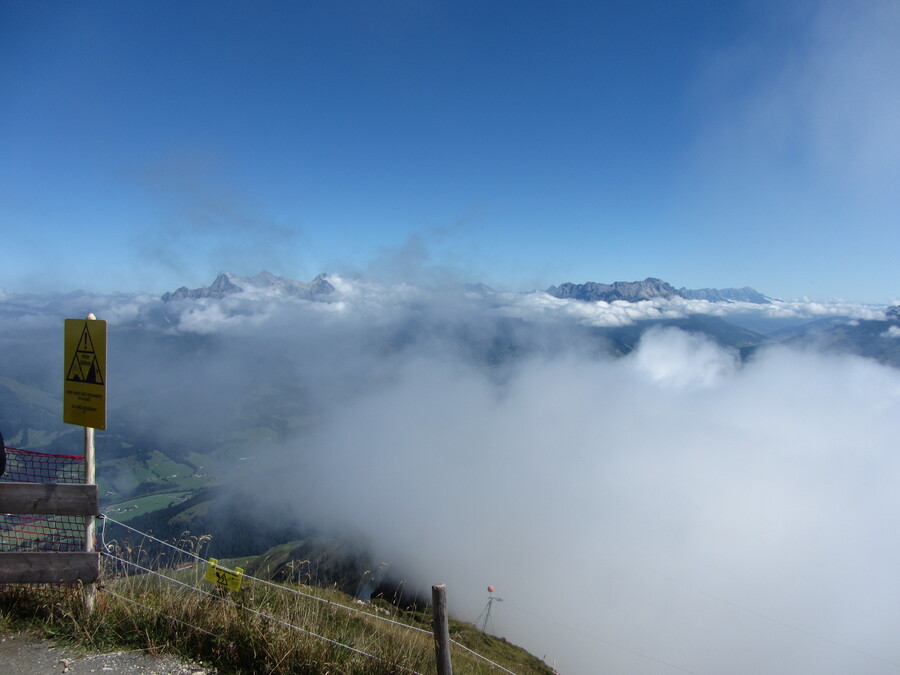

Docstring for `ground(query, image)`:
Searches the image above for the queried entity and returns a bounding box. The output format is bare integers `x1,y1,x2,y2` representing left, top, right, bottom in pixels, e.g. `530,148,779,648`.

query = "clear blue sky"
2,1,898,301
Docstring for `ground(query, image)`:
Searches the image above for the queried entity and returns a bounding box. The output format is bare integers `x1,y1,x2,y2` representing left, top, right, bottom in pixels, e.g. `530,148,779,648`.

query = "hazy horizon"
1,265,897,310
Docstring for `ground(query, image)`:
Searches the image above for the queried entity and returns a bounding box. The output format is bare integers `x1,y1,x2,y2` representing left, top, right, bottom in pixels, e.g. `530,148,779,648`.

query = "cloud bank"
275,329,900,675
2,280,898,674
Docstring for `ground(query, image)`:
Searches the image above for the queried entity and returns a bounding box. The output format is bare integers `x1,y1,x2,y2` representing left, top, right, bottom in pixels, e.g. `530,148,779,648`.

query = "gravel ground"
0,630,215,674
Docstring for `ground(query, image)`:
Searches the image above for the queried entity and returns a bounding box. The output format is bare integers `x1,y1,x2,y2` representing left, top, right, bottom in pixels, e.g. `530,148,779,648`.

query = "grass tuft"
1,538,555,675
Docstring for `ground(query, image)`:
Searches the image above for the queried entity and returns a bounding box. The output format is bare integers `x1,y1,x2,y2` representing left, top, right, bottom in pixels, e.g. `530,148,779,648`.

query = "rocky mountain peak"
161,273,243,302
546,277,681,302
546,278,771,304
309,273,335,296
161,272,335,302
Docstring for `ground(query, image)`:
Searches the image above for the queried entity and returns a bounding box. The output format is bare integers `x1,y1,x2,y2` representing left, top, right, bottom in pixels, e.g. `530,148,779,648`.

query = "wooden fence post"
83,424,96,613
432,584,453,675
83,312,98,614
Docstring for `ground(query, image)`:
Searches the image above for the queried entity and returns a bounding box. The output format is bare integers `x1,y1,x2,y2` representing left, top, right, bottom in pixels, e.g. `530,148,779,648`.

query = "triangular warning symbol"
84,356,103,385
66,355,85,382
66,323,104,385
77,325,95,353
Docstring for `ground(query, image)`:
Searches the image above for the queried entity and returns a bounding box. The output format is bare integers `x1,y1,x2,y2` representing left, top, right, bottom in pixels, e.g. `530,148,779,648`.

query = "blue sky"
2,0,898,301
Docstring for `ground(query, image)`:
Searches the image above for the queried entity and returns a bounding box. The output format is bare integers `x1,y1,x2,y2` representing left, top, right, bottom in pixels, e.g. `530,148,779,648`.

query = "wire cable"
101,516,519,672
102,551,423,675
101,516,432,635
101,588,222,641
448,637,518,675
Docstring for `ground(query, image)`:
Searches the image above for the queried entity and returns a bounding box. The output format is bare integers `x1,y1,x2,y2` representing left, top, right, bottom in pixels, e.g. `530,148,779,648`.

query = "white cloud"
631,326,739,388
0,279,889,341
1,278,899,674
269,335,900,675
498,291,886,329
691,1,900,194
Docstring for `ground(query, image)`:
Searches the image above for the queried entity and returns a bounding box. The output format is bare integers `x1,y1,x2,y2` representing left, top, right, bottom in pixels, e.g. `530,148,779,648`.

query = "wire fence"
102,546,419,673
99,515,517,674
0,445,519,673
0,445,85,483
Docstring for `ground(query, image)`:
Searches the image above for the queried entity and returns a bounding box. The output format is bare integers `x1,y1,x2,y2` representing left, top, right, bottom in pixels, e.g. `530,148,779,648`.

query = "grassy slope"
0,546,555,675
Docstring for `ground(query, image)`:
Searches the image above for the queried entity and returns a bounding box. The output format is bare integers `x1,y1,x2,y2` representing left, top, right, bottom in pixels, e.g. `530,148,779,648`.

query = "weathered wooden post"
432,584,453,675
63,312,106,613
83,423,96,612
82,313,98,613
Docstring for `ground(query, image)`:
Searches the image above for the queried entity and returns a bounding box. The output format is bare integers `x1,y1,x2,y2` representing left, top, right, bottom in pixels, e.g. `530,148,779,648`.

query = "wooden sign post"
63,313,106,612
0,313,105,611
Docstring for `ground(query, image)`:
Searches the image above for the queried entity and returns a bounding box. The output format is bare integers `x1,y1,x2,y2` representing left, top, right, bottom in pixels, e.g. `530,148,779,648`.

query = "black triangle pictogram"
84,356,103,385
66,323,104,385
66,355,85,382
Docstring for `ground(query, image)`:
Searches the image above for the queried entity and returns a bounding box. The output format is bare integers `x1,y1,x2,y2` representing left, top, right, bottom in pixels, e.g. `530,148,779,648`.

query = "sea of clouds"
1,279,899,674
288,334,900,675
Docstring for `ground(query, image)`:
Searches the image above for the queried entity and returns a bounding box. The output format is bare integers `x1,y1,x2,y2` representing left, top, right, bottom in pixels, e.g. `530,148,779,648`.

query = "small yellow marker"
204,558,244,592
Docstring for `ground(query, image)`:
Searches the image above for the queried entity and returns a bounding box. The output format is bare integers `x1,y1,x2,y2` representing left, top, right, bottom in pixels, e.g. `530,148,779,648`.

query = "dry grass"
0,537,555,674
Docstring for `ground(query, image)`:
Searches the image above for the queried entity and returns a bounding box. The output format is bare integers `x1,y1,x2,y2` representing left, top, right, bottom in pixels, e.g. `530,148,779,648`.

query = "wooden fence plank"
0,483,99,516
0,552,100,584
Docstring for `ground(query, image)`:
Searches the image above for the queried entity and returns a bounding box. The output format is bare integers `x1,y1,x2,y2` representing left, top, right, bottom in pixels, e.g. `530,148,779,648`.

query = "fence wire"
100,515,516,674
0,444,517,673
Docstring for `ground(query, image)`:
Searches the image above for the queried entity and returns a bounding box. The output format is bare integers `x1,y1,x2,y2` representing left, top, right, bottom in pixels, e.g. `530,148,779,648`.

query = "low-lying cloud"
1,281,898,674
278,330,900,675
500,290,889,328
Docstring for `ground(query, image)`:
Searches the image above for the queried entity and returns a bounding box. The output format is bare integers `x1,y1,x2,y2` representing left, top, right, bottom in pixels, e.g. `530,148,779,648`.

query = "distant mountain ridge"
162,271,335,302
162,272,772,306
546,277,771,303
547,277,681,302
679,286,771,304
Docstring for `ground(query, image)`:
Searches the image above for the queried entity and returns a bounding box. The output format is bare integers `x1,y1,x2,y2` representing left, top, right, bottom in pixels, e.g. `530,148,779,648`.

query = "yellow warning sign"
63,318,107,429
205,558,244,592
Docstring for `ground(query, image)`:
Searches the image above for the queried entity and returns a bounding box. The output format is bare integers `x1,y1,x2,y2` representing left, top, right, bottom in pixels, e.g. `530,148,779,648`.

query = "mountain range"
161,271,336,302
153,273,900,364
161,272,776,306
545,277,772,303
132,271,900,372
1,271,897,471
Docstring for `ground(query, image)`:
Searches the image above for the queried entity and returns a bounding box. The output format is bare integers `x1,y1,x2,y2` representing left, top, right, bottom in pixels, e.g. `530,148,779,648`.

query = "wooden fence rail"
0,482,100,586
0,482,98,516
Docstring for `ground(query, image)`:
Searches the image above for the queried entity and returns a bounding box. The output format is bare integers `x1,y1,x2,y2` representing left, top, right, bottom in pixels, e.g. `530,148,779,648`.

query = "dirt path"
0,630,215,674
